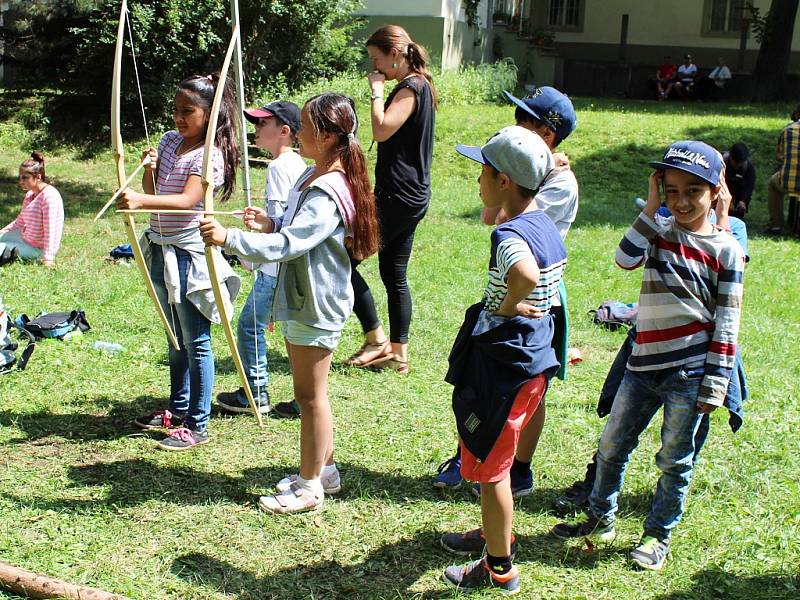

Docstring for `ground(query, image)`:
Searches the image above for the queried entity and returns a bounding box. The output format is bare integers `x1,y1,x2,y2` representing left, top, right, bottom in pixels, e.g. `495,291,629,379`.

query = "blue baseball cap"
455,125,553,191
503,87,577,145
649,140,723,186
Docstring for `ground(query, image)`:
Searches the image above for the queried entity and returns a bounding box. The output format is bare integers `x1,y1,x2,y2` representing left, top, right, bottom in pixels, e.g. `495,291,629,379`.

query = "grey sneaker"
551,513,616,543
276,467,341,495
630,535,669,570
216,387,271,415
442,557,520,595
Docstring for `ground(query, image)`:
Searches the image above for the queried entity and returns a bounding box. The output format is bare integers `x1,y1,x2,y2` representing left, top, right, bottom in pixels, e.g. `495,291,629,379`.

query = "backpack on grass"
589,300,638,331
15,310,91,340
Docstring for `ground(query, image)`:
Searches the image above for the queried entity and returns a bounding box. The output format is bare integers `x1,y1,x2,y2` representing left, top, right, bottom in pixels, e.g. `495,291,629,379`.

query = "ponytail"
20,152,46,180
305,93,379,260
176,74,240,202
406,42,438,108
366,25,438,109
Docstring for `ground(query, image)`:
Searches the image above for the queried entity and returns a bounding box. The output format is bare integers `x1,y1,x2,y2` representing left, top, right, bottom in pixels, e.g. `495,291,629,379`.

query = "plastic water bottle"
93,340,125,354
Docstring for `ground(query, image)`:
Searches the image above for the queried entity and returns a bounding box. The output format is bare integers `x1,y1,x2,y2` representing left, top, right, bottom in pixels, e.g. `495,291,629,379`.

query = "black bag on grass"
15,310,91,340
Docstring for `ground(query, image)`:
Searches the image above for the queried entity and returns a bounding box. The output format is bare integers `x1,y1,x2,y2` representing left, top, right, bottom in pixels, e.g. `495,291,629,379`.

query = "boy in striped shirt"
552,141,744,570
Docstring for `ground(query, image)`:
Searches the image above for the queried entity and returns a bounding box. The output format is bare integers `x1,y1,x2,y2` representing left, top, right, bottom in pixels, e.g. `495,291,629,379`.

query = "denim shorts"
281,320,341,352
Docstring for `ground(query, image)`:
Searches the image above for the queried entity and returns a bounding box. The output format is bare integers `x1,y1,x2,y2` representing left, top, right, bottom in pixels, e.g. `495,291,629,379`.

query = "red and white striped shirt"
616,212,745,406
1,185,64,262
149,130,223,235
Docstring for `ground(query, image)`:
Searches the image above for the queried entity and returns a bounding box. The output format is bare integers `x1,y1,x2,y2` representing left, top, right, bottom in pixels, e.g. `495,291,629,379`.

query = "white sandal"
277,469,341,495
258,481,323,515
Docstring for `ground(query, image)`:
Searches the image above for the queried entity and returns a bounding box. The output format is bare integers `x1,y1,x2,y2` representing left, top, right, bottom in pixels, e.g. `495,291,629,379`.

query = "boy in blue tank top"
439,126,567,595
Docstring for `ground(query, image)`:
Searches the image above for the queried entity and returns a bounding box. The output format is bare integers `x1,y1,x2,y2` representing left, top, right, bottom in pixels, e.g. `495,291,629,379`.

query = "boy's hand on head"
696,401,718,414
644,170,664,217
714,167,732,229
199,218,227,247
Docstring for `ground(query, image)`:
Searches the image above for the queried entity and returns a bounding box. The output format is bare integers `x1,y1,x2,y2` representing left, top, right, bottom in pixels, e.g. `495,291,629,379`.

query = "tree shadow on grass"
0,174,108,225
0,395,166,443
1,461,449,512
171,534,454,600
214,349,292,377
653,567,799,600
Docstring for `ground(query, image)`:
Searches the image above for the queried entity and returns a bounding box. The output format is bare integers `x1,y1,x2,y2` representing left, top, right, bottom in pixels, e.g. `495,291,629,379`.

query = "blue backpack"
15,310,91,340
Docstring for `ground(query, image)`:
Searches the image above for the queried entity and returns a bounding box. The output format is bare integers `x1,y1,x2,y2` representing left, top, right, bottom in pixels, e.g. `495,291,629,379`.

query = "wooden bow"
111,0,180,350
201,25,263,427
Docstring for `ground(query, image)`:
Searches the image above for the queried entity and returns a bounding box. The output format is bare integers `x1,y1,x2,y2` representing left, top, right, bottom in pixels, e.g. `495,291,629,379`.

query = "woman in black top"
345,25,436,374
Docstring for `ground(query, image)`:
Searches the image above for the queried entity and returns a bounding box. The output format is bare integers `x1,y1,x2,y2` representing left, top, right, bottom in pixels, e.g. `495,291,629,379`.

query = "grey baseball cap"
455,126,553,191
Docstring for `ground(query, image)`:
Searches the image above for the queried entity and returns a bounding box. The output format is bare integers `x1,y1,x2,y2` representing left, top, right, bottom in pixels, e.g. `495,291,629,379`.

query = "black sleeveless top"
374,75,435,210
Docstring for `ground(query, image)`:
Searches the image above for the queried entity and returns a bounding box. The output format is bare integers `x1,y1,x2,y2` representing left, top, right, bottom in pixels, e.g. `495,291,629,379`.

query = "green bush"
258,59,519,108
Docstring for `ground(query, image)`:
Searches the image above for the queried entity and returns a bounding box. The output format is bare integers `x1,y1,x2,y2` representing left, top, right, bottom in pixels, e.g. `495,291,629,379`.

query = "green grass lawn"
0,96,798,599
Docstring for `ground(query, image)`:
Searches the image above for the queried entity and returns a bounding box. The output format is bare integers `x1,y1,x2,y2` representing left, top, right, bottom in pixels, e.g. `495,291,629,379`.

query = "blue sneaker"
433,455,462,489
216,387,271,415
471,468,534,498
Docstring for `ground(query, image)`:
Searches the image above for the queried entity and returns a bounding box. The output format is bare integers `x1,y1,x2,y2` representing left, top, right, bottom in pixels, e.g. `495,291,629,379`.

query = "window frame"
545,0,585,33
701,0,749,39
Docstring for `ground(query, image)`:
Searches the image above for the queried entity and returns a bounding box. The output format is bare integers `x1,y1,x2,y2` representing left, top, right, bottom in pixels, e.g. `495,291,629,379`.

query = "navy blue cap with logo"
503,87,577,145
649,140,723,186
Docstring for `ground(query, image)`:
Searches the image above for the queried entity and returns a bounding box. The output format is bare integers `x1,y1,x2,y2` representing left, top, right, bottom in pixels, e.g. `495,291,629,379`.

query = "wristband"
371,94,382,101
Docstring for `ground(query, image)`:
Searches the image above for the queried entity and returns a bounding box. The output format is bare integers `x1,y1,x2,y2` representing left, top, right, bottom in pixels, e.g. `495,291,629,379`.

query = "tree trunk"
751,0,800,101
0,561,130,600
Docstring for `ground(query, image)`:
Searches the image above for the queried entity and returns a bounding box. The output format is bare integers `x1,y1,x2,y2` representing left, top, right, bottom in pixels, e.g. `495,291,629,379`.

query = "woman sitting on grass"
0,152,64,267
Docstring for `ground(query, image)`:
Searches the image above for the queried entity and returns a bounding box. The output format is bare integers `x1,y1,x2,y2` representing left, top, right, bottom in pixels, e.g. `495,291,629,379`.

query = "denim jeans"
236,270,276,396
150,245,213,432
589,367,704,541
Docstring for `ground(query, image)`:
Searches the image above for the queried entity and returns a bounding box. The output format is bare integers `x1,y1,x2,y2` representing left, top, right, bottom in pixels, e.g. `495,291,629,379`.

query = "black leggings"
351,198,425,344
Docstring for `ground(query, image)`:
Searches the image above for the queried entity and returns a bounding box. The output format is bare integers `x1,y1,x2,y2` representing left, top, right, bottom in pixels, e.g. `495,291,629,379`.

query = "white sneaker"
276,468,341,495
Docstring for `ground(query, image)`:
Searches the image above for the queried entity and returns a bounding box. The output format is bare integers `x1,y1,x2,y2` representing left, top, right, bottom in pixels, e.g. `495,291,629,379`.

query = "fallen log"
0,561,130,600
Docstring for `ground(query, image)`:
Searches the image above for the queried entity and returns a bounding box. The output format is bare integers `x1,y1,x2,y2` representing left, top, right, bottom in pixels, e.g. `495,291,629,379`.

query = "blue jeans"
150,245,213,432
589,367,704,541
0,230,44,261
237,270,276,396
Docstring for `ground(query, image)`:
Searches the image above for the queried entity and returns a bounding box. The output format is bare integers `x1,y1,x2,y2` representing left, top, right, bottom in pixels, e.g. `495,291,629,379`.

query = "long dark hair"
177,74,239,202
20,152,46,181
366,24,438,108
304,93,379,260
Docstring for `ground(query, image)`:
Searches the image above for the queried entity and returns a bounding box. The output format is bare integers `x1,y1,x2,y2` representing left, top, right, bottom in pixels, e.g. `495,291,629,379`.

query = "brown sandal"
343,339,391,367
367,355,410,375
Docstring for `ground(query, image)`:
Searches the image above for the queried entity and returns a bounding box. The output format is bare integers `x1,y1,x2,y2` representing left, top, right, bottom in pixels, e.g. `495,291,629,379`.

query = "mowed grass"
0,96,798,599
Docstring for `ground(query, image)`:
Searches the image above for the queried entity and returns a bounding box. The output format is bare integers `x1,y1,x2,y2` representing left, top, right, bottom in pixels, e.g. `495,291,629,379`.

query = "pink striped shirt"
149,130,224,235
1,185,64,262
